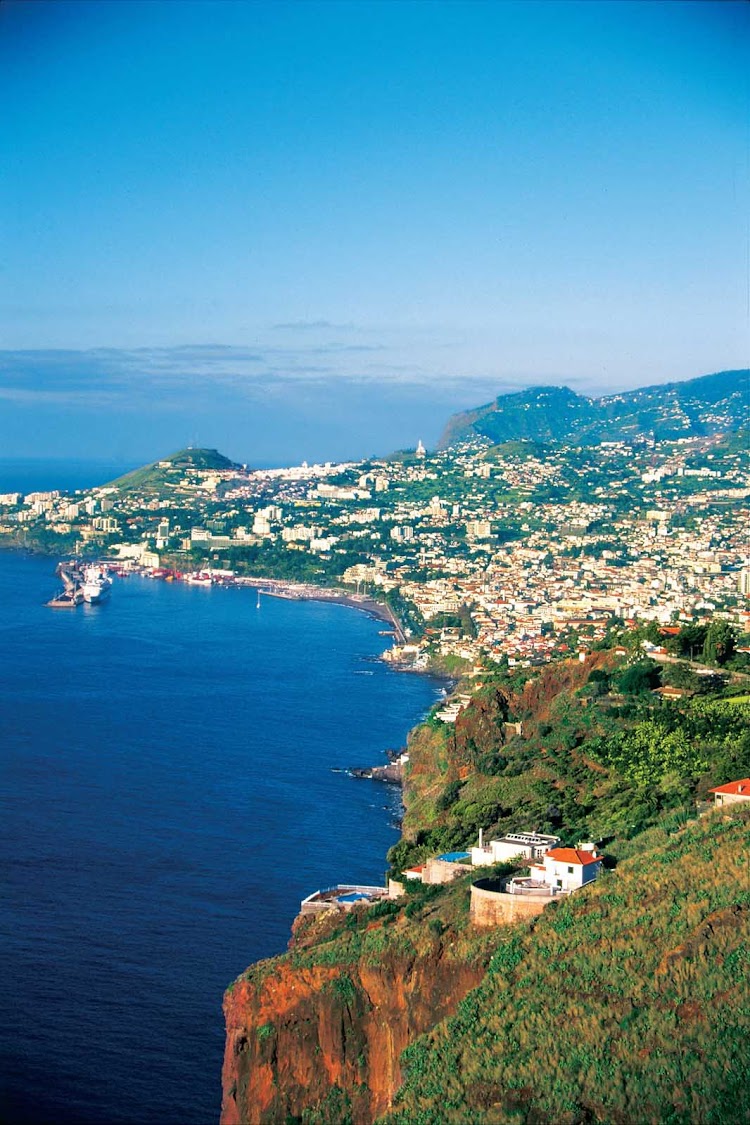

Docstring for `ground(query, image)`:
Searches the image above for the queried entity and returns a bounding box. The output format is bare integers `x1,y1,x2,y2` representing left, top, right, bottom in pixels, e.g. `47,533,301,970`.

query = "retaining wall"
470,880,551,927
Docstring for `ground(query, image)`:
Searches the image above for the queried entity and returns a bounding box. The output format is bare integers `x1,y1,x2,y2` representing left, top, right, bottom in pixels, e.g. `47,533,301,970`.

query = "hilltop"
438,368,750,448
107,447,241,494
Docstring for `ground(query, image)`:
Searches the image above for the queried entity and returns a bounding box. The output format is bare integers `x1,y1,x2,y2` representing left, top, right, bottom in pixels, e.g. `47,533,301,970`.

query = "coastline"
1,538,411,648
239,577,406,643
2,548,440,1125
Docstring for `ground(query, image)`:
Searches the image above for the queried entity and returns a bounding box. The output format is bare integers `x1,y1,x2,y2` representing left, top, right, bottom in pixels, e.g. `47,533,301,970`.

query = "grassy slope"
224,651,750,1124
389,656,750,875
385,804,750,1125
108,447,237,493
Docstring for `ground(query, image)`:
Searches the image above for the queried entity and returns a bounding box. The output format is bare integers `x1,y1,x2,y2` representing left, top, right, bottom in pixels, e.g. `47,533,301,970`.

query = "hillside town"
1,430,748,672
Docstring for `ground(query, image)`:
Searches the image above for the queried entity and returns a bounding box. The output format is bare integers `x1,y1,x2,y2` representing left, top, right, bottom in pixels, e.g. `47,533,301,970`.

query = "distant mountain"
108,447,241,493
438,369,750,449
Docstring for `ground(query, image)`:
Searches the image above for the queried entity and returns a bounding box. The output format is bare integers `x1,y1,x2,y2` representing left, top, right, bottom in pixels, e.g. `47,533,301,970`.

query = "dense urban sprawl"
2,431,748,671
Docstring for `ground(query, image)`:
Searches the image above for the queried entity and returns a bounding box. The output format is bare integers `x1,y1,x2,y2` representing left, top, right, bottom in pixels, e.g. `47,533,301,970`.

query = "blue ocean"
0,459,136,496
0,490,440,1123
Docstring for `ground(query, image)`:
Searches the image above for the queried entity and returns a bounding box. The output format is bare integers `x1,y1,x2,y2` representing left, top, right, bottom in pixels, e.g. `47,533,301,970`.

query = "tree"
617,659,660,695
702,621,736,667
674,623,707,659
661,662,700,692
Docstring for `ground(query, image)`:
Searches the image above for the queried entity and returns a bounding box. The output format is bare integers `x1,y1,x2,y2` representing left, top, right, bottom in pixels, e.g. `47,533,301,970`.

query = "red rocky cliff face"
221,944,485,1124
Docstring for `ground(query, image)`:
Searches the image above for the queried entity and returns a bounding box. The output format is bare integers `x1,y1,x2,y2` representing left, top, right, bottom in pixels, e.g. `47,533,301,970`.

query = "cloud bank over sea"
0,342,583,465
0,342,737,466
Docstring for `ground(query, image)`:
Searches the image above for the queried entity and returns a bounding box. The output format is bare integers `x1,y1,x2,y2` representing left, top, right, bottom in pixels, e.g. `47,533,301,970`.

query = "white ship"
185,571,213,585
81,564,113,604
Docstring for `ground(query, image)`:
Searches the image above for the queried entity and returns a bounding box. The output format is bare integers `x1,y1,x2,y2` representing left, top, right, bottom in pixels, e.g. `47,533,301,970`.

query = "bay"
0,551,440,1124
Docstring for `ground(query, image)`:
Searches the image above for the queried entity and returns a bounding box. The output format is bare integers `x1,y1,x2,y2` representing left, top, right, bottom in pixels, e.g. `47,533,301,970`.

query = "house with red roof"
529,844,603,893
708,779,750,808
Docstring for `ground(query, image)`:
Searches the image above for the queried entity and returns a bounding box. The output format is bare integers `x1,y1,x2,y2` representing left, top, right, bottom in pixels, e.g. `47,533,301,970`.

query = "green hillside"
221,634,750,1125
107,447,240,494
386,803,750,1125
387,651,750,878
439,369,750,449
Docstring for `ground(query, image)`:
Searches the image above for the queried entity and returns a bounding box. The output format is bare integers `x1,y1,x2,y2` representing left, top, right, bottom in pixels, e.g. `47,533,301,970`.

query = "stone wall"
423,858,473,885
470,880,550,927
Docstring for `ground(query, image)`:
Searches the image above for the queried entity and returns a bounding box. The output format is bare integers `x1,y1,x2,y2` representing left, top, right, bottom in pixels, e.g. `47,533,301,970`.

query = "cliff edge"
221,651,750,1124
221,895,492,1124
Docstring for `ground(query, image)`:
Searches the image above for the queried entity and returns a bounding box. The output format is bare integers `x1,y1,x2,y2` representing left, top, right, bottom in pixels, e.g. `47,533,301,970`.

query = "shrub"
436,779,463,811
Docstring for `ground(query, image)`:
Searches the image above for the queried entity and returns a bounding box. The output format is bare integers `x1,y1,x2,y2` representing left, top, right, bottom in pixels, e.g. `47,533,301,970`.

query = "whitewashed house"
709,778,750,808
528,845,602,893
471,830,560,867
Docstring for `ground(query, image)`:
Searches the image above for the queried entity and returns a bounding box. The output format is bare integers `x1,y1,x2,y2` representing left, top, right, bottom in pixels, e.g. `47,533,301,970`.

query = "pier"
46,560,84,608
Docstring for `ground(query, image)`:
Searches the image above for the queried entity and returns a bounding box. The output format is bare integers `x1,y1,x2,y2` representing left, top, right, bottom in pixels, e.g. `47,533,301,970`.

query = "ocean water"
0,459,136,495
0,551,440,1124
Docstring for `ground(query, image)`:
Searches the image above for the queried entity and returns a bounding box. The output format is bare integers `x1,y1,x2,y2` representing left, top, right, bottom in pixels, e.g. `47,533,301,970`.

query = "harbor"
46,560,113,608
84,562,406,639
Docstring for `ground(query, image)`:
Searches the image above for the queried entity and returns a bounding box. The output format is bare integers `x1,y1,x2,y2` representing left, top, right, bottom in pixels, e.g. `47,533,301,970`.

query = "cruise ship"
81,564,113,604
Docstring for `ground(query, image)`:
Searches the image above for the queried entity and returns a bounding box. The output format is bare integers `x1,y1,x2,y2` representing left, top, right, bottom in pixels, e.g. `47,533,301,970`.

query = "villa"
526,845,603,892
471,842,603,927
471,830,560,866
709,778,750,808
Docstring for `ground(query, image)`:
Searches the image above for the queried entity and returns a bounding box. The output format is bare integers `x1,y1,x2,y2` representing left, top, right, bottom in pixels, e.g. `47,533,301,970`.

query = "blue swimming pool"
437,851,471,863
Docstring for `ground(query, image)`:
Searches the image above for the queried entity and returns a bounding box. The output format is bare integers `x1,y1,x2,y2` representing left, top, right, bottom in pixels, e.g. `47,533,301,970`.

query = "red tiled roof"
709,778,750,796
546,847,601,866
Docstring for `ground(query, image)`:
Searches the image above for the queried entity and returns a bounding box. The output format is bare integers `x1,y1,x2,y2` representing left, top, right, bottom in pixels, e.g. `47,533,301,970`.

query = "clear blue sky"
0,0,747,464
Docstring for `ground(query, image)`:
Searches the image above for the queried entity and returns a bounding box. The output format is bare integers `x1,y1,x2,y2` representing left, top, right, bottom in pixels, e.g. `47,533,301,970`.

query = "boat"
80,564,113,604
185,571,212,585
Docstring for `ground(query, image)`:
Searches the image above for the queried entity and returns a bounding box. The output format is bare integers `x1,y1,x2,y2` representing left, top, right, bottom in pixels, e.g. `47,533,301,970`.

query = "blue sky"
0,0,747,465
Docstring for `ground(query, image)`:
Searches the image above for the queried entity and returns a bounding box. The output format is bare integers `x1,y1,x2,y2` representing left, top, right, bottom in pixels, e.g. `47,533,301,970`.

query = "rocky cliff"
221,650,750,1124
221,904,491,1124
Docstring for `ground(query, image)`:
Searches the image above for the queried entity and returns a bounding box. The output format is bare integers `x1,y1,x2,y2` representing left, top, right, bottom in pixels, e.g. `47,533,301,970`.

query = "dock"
46,589,84,608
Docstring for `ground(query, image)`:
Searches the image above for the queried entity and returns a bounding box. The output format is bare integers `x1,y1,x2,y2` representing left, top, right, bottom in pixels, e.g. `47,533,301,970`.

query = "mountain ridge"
438,368,750,449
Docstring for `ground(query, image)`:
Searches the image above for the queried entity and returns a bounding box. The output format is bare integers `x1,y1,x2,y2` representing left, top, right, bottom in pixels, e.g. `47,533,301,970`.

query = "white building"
471,831,560,867
709,778,750,807
466,519,493,539
529,845,602,892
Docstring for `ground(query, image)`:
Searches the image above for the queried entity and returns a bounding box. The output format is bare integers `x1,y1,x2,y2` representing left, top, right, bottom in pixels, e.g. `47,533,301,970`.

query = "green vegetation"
301,1085,355,1125
226,629,750,1125
386,805,750,1125
439,369,749,448
390,647,750,874
108,447,239,494
483,439,548,461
